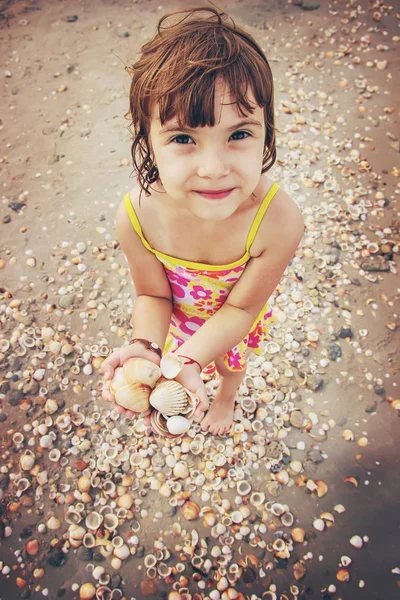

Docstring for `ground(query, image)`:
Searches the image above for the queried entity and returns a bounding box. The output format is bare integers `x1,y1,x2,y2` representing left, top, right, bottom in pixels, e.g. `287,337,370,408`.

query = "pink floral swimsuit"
124,183,280,375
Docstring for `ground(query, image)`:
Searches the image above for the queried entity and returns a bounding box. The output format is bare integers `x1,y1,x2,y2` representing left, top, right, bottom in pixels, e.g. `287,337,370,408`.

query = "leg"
201,355,247,435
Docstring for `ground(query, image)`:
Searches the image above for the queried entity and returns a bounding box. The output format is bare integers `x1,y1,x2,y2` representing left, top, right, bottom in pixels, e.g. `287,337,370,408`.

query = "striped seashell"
149,380,190,416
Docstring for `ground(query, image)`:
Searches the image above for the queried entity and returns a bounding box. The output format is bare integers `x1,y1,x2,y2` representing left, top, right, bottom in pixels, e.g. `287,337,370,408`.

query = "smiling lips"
195,188,234,200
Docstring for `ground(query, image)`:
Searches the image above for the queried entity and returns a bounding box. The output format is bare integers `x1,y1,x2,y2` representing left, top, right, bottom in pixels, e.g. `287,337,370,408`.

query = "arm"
177,192,304,367
101,192,173,414
115,193,173,349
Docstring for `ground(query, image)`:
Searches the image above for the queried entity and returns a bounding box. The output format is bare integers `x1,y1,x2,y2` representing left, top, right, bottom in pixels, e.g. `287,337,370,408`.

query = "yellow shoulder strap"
123,192,154,253
246,183,280,252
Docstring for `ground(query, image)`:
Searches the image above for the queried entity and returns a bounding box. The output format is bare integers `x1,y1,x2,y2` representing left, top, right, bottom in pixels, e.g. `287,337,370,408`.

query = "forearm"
177,303,258,368
131,295,172,348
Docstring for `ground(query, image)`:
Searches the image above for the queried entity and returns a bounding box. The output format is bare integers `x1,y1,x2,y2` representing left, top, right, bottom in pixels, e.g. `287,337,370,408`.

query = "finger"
101,353,121,378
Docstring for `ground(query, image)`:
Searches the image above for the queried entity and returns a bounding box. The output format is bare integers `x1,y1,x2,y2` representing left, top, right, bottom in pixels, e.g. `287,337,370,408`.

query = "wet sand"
0,1,399,599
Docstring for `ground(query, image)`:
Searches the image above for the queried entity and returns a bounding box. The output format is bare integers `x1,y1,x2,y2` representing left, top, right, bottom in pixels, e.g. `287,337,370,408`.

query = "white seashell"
39,434,52,449
173,461,190,479
20,450,35,471
48,448,61,462
160,353,183,379
236,480,251,496
350,535,363,548
281,512,294,527
103,513,118,531
250,492,265,507
265,341,280,354
313,518,325,531
85,512,103,531
150,380,190,416
166,415,191,435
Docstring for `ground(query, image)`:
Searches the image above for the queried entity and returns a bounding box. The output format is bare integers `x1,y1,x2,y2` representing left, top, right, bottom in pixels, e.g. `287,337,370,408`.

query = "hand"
100,343,161,420
175,364,209,419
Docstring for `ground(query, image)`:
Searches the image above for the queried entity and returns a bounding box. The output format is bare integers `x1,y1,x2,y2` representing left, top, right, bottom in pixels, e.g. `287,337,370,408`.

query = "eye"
230,130,251,141
171,134,194,144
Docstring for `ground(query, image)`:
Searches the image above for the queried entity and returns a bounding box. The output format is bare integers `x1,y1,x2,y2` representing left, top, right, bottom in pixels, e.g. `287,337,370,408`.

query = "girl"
101,7,304,435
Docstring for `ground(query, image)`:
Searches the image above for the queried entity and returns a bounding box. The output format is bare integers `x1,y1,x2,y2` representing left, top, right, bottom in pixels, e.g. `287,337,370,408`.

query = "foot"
201,384,236,435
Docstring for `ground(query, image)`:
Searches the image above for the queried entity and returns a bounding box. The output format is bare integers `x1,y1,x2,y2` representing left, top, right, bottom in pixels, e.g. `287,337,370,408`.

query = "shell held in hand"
111,367,151,412
160,353,183,379
166,414,191,435
122,357,161,388
149,380,190,416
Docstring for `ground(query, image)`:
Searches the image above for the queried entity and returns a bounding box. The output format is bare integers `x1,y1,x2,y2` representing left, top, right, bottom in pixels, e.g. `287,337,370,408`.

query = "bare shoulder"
115,186,171,298
254,178,304,254
115,185,144,246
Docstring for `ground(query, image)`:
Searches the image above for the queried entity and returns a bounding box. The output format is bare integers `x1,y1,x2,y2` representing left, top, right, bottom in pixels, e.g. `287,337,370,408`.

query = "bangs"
157,60,270,129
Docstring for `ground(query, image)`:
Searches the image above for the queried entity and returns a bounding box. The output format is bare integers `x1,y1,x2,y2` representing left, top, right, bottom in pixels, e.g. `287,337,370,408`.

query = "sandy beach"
0,1,399,599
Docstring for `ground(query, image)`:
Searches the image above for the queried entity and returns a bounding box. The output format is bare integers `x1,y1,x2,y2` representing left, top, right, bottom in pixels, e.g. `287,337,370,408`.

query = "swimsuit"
124,183,280,375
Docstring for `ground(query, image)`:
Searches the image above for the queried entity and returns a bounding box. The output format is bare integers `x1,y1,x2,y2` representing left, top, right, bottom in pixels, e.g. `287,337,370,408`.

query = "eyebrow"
159,118,263,135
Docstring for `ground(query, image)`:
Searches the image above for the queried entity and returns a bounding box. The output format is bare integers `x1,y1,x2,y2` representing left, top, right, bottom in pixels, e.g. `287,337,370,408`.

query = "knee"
215,357,243,378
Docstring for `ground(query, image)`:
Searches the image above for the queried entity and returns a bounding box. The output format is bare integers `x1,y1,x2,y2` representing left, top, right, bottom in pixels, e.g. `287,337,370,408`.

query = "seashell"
342,429,355,441
240,397,257,413
113,379,151,413
95,587,112,600
20,450,35,471
291,527,305,543
160,352,183,379
78,476,91,493
122,357,161,388
341,555,352,567
236,480,251,496
275,469,289,485
39,434,52,449
315,480,328,497
350,535,363,548
189,440,203,455
83,533,96,548
144,554,157,568
149,411,171,436
313,518,325,531
336,568,351,583
16,478,31,493
103,481,116,496
113,544,129,560
264,341,280,354
71,411,85,426
281,512,294,527
79,582,97,600
173,461,190,479
0,339,10,352
181,500,200,521
250,492,265,507
66,510,83,525
150,380,190,416
69,524,86,541
103,513,118,531
13,432,24,446
47,516,61,530
271,503,285,516
85,512,103,531
48,448,61,462
166,414,191,435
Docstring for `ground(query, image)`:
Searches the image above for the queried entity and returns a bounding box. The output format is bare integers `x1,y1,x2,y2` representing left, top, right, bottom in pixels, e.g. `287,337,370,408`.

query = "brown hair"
126,6,276,195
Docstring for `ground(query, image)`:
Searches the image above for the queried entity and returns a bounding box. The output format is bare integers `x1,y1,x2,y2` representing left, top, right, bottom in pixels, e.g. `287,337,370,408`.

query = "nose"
197,148,230,179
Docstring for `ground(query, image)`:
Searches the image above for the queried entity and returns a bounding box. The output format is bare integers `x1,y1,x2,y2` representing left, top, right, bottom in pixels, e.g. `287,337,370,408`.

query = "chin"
192,204,239,221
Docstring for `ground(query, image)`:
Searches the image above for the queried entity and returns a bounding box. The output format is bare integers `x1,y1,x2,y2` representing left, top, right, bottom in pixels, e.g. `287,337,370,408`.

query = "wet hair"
126,6,276,196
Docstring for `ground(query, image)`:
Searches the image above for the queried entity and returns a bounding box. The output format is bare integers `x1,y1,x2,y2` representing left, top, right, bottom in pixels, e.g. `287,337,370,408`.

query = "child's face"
149,79,266,221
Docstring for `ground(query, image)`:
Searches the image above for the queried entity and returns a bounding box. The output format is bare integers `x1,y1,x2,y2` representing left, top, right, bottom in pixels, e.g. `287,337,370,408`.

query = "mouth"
194,189,234,200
